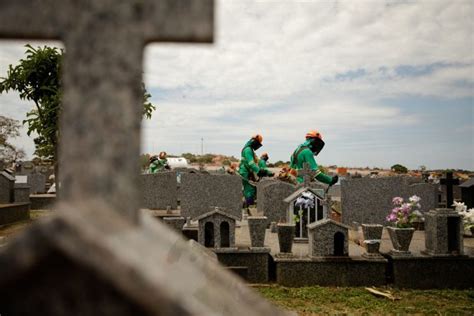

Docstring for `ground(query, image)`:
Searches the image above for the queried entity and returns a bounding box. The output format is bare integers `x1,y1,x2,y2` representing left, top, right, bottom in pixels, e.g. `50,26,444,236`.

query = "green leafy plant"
0,45,155,188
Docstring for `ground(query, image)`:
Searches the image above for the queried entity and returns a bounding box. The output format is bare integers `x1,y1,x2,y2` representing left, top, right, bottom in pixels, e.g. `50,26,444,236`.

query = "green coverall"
149,158,168,173
239,140,271,204
258,158,268,170
290,140,333,185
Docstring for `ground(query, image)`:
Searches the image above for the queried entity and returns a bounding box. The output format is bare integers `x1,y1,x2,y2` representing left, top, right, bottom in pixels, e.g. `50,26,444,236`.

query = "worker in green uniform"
239,135,273,206
290,130,338,186
258,152,270,170
149,151,170,173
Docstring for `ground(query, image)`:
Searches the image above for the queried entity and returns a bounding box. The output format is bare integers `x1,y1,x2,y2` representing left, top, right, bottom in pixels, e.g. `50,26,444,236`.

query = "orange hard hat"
252,134,263,143
305,130,323,140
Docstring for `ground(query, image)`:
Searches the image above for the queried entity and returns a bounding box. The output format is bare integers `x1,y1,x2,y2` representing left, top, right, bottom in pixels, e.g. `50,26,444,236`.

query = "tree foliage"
0,115,25,164
0,45,156,162
391,164,408,174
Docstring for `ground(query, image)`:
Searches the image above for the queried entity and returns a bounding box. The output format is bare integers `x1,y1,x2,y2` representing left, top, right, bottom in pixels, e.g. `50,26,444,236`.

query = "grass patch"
256,285,474,315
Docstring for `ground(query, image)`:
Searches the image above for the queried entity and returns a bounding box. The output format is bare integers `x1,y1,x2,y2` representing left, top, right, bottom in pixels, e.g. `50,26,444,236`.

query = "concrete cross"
440,171,460,208
0,0,213,224
298,162,317,188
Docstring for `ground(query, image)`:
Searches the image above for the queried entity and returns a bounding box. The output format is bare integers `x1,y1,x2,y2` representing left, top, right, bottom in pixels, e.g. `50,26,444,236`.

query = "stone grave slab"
180,173,242,220
27,173,46,194
341,177,437,226
0,204,289,315
0,171,15,204
13,183,30,203
258,180,296,224
140,172,178,210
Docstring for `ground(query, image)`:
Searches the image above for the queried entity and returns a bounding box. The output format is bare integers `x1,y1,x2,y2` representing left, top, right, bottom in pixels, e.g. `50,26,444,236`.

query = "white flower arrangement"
453,201,474,232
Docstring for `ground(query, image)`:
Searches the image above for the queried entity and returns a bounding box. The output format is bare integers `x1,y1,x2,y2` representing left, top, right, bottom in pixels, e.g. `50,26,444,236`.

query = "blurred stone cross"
440,171,459,209
298,163,317,188
0,0,213,224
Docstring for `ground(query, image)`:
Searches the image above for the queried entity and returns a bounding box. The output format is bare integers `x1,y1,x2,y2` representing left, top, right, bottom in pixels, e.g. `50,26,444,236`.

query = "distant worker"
290,130,338,186
149,151,170,173
258,152,270,170
239,135,273,207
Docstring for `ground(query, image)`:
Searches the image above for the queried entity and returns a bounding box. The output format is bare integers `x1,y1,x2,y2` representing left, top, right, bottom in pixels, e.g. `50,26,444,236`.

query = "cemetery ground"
256,285,474,315
1,209,473,315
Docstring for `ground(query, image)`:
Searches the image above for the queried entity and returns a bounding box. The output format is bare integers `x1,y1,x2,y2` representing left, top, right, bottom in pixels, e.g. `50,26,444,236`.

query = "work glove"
257,169,267,177
329,175,339,186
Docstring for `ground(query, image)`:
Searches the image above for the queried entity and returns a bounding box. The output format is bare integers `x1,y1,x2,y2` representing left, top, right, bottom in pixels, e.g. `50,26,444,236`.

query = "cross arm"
142,0,214,43
0,0,65,39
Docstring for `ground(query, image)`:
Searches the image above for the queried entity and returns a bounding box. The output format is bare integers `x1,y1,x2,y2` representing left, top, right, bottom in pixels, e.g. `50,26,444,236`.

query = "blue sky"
1,0,473,170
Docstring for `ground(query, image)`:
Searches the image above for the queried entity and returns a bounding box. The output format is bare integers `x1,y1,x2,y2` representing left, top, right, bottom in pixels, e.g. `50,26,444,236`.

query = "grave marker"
1,0,213,223
0,1,289,314
180,173,242,220
440,172,460,208
298,162,317,188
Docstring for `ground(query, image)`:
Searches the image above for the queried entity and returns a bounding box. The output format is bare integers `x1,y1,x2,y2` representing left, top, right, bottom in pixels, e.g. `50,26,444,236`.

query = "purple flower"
392,197,404,206
401,203,411,214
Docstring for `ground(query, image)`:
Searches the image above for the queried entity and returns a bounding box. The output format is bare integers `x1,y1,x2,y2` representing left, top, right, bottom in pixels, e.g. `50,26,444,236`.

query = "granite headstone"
341,177,437,226
257,180,295,224
140,172,178,210
27,173,46,194
180,173,242,220
424,208,464,256
0,171,15,204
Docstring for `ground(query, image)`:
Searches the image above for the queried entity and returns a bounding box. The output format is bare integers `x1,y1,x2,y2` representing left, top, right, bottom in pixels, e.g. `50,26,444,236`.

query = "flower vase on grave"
387,227,414,256
361,224,383,259
248,216,267,248
277,223,295,253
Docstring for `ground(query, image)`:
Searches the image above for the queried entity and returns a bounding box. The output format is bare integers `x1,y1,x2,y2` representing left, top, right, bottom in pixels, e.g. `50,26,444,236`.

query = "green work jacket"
290,140,332,184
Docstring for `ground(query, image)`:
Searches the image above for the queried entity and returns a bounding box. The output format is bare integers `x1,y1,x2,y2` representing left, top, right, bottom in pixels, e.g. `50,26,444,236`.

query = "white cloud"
0,1,473,169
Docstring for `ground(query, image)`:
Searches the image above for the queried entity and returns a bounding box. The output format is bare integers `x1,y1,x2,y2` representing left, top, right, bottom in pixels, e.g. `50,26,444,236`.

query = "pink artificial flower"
392,197,404,206
401,203,411,214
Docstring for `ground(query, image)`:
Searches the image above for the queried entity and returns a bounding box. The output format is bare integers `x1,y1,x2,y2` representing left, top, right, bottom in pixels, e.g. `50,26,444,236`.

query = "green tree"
391,164,408,174
0,45,155,183
0,115,25,164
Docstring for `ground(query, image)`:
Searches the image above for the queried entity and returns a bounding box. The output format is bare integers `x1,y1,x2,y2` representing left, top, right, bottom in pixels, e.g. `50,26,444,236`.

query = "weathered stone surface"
277,224,295,253
196,209,239,248
140,172,178,210
248,216,267,248
424,208,464,256
362,224,384,241
27,173,46,194
163,216,186,233
1,0,214,223
307,219,350,257
0,203,30,226
387,227,414,256
0,171,15,204
0,0,288,314
257,181,295,224
181,173,242,220
275,257,387,287
361,224,383,258
215,248,270,283
256,178,278,203
0,206,288,315
388,254,474,289
13,183,30,203
30,194,56,210
341,177,438,226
